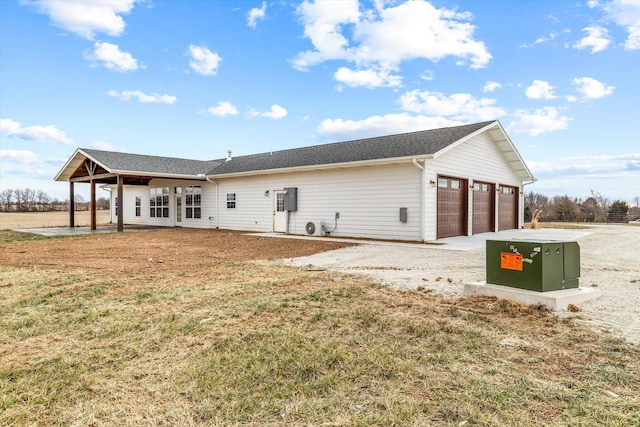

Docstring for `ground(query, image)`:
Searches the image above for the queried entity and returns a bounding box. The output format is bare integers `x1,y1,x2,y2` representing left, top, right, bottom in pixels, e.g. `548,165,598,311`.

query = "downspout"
412,159,426,242
206,177,219,228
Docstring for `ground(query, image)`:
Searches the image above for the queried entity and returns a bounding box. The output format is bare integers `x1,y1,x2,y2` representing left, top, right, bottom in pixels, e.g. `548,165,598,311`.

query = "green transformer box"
486,240,580,292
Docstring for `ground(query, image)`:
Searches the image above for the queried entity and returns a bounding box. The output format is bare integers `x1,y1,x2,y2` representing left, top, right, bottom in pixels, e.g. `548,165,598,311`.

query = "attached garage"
472,181,494,234
437,176,467,238
498,185,518,231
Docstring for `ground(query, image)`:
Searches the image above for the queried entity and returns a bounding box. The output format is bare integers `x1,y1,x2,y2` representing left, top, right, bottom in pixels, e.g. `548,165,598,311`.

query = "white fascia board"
490,121,535,182
206,155,435,179
54,148,86,181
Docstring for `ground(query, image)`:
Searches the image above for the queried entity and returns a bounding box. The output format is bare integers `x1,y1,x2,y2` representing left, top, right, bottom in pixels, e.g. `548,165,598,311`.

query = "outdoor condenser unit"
305,221,324,236
486,240,580,292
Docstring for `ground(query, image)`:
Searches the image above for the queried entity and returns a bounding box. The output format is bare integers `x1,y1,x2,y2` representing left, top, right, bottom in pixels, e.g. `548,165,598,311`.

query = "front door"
175,194,182,226
273,190,287,232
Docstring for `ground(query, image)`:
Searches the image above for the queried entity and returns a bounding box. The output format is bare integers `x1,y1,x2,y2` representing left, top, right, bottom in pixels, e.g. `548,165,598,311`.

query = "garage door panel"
498,185,517,231
473,182,494,234
437,176,467,239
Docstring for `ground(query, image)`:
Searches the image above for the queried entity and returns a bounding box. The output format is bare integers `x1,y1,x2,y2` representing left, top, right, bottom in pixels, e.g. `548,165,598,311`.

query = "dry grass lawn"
0,210,111,229
0,227,638,426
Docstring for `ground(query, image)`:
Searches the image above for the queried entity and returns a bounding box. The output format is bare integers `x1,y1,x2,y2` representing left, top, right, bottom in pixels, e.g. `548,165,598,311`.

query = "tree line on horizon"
0,188,109,213
1,187,638,222
524,190,639,223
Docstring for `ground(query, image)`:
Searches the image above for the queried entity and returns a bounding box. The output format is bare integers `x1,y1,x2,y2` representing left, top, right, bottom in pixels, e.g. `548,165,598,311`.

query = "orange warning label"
501,252,523,271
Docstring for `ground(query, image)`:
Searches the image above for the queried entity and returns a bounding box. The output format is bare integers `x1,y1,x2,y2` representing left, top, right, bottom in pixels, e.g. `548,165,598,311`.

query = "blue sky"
1,0,639,204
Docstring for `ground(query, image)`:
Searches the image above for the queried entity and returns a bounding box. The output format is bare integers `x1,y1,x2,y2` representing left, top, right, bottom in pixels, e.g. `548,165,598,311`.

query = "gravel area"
286,225,640,345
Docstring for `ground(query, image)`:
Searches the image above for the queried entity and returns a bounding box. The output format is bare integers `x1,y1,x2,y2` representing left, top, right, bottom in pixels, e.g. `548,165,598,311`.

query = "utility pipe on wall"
206,177,219,228
412,159,426,242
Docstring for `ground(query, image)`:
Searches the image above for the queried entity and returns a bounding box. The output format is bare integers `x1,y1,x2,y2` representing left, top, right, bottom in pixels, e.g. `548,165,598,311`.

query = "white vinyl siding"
216,163,422,241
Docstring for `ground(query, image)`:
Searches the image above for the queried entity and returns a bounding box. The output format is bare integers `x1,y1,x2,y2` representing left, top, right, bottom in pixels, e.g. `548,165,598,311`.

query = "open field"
0,210,111,229
0,228,638,426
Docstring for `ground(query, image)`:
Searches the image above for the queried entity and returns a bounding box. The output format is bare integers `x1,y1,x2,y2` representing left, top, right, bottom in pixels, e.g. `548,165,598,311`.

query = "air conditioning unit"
305,221,324,236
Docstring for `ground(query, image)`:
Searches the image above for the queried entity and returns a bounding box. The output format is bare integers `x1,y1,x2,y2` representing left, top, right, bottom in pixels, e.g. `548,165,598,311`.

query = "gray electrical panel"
284,187,298,211
399,207,408,222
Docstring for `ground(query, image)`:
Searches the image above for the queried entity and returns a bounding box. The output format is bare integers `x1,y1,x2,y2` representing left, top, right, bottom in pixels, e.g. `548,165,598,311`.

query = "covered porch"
55,152,152,232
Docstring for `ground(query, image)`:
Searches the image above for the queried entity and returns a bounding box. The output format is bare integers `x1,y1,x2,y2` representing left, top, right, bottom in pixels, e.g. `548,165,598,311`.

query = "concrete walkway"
249,227,592,251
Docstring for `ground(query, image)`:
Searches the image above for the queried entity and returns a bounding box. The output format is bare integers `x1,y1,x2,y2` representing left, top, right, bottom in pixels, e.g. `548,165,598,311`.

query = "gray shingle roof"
80,148,221,175
206,121,494,175
71,121,496,178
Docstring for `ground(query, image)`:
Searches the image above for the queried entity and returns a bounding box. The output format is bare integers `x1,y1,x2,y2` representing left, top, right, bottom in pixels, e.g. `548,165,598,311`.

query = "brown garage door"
472,182,494,234
437,176,467,238
498,185,518,230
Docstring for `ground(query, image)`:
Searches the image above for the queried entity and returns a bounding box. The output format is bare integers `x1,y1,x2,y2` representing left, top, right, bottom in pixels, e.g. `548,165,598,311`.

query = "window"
226,193,236,209
185,185,201,219
501,186,515,194
115,197,118,216
438,178,448,188
135,196,141,217
450,179,461,190
150,187,170,218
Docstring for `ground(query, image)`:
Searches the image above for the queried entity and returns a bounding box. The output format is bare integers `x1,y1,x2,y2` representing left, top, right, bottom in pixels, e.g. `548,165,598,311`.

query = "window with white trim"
135,196,141,217
150,187,170,218
185,186,201,219
226,193,236,209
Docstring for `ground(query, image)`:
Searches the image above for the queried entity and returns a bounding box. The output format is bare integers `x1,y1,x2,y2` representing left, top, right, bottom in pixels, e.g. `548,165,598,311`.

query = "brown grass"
0,210,111,229
1,230,638,426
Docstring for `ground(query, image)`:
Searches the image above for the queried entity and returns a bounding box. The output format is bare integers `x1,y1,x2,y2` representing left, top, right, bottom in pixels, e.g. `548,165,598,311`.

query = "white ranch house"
55,120,535,241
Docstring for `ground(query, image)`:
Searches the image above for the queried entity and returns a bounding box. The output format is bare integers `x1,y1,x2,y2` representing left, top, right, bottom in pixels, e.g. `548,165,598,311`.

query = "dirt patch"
0,228,349,273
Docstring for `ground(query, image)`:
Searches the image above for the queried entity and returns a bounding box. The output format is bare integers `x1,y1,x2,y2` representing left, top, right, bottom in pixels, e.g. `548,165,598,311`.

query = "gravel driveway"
286,225,640,345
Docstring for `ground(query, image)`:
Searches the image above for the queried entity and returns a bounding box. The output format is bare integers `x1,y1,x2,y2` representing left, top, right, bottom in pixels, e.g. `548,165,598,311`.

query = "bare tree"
0,189,13,212
36,190,52,211
96,197,110,210
524,191,549,222
590,190,609,222
550,195,580,222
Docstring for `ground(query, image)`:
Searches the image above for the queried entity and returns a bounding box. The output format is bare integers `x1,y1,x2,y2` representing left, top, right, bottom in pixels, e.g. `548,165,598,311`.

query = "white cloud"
203,101,239,117
521,31,559,48
334,66,402,88
399,90,506,122
0,118,73,145
573,26,611,53
525,80,556,100
572,77,615,99
483,81,502,93
84,42,139,72
508,107,571,136
317,113,462,140
420,70,435,81
0,149,40,165
293,0,491,88
247,2,267,28
261,104,288,120
22,0,137,39
188,45,222,76
603,0,640,50
107,90,177,104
